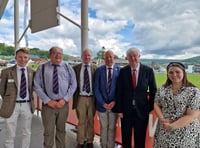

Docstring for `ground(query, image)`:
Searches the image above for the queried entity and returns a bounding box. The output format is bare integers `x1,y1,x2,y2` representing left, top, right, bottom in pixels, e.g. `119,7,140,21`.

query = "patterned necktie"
20,68,27,99
83,65,90,93
132,69,136,89
107,68,112,95
53,65,59,94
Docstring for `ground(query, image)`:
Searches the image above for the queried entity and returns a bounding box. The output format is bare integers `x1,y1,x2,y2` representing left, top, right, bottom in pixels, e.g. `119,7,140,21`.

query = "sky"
0,0,200,59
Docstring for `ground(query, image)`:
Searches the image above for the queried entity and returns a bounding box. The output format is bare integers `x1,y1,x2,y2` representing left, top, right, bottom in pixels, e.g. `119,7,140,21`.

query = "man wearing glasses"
34,46,77,148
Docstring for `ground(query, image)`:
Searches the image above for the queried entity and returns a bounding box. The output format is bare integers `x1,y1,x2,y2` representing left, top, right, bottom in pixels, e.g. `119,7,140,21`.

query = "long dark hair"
163,62,195,88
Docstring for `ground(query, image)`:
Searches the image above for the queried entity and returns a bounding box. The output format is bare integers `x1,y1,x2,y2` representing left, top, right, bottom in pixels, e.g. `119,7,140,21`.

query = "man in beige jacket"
73,49,96,148
0,48,35,148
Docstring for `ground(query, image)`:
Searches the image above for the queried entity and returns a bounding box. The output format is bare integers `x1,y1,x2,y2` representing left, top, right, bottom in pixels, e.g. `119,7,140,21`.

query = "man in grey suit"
0,48,35,148
73,48,96,148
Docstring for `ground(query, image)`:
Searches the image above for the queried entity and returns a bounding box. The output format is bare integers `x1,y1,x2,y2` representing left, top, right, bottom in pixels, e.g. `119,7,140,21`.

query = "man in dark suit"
73,49,96,148
94,50,120,148
0,48,35,148
116,47,157,148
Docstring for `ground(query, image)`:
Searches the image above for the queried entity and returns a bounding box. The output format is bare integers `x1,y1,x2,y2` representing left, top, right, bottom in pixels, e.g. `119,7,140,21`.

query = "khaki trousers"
76,96,95,144
42,103,69,148
98,110,117,148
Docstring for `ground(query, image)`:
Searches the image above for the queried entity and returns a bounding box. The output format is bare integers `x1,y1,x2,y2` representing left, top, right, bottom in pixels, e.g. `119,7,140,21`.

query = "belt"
16,100,30,103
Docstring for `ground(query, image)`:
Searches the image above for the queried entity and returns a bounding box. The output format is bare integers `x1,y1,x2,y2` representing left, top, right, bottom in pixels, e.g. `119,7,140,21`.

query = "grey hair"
126,47,140,57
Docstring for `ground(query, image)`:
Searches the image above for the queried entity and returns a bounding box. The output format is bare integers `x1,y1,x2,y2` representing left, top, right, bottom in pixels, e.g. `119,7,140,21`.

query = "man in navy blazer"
94,50,120,148
116,47,157,148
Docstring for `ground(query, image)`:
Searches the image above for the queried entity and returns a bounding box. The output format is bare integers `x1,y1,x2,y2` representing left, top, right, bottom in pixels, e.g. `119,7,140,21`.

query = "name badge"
8,79,14,83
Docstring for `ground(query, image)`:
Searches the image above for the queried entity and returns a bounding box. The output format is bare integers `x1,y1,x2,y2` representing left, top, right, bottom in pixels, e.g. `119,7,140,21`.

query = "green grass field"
155,73,200,88
27,64,200,89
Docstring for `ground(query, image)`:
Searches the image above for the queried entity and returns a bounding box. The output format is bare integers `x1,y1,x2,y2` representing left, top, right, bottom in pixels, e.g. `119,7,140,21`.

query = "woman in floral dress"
153,62,200,148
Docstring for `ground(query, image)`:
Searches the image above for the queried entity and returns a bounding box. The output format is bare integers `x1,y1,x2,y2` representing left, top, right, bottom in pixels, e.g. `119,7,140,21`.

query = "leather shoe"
87,143,93,148
77,144,84,148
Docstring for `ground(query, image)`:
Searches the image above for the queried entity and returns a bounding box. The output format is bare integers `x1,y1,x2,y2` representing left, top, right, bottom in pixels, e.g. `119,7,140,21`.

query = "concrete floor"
0,113,101,148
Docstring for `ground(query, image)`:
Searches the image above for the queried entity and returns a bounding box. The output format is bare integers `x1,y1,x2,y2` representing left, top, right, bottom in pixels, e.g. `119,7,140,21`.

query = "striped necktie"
107,68,112,95
20,68,27,99
53,65,59,94
83,65,90,93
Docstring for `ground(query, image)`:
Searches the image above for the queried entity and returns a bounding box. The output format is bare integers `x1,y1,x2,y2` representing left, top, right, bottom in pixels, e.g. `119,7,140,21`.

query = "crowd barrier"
34,93,158,148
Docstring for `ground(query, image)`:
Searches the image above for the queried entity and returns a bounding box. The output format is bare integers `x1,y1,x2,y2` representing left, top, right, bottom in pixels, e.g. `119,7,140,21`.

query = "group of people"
0,46,200,148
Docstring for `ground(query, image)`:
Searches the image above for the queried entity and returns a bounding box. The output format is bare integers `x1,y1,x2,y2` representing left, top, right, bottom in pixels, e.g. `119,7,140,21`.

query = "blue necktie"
20,68,27,99
83,65,90,93
53,65,59,94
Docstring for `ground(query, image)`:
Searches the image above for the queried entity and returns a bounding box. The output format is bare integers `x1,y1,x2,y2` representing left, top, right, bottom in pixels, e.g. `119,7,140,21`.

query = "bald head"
104,50,115,67
82,48,92,64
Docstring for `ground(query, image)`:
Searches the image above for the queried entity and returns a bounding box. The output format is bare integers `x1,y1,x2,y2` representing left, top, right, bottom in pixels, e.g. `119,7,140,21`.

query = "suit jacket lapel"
111,65,116,88
11,65,18,88
112,64,118,81
90,64,96,84
108,64,119,94
27,68,33,94
90,64,96,76
126,65,134,89
76,64,82,87
137,64,143,88
103,66,107,90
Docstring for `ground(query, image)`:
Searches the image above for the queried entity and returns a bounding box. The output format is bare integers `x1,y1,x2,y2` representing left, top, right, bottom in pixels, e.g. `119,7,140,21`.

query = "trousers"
4,102,33,148
76,96,95,144
98,110,117,148
42,103,69,148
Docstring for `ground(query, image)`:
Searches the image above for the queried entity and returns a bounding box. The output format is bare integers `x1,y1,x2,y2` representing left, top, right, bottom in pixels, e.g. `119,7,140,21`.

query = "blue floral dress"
153,85,200,148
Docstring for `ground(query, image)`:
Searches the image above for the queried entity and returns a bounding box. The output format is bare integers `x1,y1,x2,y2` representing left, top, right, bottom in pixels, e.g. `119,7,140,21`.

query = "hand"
56,99,66,108
107,101,116,110
160,118,171,124
47,100,58,108
163,123,174,131
103,103,110,110
162,118,173,131
118,113,123,118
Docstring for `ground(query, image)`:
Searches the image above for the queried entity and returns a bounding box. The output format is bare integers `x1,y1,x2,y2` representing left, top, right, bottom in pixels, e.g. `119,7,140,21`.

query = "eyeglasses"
51,52,63,56
167,62,185,69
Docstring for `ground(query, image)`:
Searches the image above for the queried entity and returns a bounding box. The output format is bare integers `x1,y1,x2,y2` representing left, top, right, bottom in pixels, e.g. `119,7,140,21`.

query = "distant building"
0,59,8,66
115,59,128,67
30,55,40,60
187,65,193,73
193,65,200,73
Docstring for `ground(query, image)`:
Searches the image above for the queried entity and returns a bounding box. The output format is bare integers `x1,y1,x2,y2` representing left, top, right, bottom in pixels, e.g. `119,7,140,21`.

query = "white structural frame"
1,0,88,53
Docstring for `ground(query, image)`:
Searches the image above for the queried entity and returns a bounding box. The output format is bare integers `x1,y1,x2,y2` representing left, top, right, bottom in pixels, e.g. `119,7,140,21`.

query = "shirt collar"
106,65,114,69
131,63,140,71
17,65,27,70
83,63,91,67
50,62,61,66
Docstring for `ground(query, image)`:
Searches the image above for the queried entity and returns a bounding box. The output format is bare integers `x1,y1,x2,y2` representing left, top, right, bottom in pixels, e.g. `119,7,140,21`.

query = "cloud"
0,0,200,59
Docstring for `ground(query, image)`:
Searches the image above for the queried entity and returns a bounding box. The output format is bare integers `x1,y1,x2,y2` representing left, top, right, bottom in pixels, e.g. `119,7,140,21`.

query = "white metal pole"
14,0,19,51
81,0,88,53
24,0,29,47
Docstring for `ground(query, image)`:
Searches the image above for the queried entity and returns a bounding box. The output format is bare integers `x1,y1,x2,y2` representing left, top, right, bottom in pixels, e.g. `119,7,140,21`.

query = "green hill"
141,56,200,66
